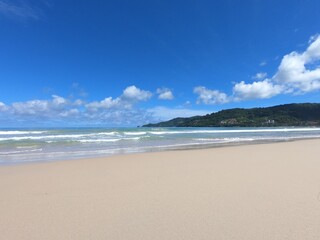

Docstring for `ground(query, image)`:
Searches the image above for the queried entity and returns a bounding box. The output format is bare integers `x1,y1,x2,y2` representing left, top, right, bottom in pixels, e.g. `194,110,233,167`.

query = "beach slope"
1,140,320,239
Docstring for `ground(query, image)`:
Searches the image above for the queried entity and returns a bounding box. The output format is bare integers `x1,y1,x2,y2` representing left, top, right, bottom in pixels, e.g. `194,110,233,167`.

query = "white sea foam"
0,131,46,135
193,138,221,141
0,135,81,141
123,131,147,136
77,137,141,143
95,132,118,136
0,148,43,155
0,132,148,142
193,137,255,143
149,128,320,135
78,139,121,143
0,133,111,141
16,145,38,149
1,127,320,164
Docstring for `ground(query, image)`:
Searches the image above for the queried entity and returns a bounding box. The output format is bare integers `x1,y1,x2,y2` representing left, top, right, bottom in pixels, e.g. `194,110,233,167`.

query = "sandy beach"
1,139,320,240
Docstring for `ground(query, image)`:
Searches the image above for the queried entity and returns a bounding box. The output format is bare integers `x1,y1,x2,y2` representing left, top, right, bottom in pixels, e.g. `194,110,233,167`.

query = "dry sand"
1,139,320,239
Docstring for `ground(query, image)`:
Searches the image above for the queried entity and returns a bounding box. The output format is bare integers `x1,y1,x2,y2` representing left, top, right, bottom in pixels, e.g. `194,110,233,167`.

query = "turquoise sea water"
1,127,320,164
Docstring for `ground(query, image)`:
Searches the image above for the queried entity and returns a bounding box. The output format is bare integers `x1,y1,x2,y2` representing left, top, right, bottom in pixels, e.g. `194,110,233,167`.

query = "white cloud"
183,101,192,107
272,35,320,93
194,86,229,104
73,99,84,106
82,108,154,126
52,95,68,107
306,34,320,59
59,108,80,117
260,61,267,66
122,85,152,101
193,35,320,105
2,35,320,124
233,80,283,100
0,0,43,20
9,95,70,116
85,85,152,112
225,34,320,102
12,99,50,115
147,106,209,121
252,72,267,80
156,88,174,100
0,102,7,112
0,86,155,126
85,97,121,112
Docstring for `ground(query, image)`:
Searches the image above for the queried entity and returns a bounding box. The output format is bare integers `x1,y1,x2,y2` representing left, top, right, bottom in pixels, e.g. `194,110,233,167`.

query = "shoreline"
1,136,320,166
2,126,320,165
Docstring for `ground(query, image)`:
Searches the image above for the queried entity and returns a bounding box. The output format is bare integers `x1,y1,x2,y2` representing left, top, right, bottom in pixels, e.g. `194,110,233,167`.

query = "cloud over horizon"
1,34,320,126
156,88,174,100
194,86,230,105
0,86,184,126
85,86,152,112
194,34,320,104
147,106,209,122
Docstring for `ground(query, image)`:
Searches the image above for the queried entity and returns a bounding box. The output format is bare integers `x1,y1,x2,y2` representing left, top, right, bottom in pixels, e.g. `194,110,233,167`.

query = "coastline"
1,135,320,166
2,127,320,164
1,139,320,239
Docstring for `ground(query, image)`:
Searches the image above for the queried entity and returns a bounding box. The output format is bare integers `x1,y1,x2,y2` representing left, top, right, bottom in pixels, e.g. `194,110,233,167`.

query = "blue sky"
0,0,320,127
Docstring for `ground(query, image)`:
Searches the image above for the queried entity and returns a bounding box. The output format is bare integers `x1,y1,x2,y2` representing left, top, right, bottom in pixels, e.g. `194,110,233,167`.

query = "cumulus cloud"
0,86,156,126
234,35,320,100
85,97,121,112
10,95,71,116
59,108,80,118
12,99,49,115
194,86,229,104
196,34,320,105
85,85,152,112
122,85,152,101
233,80,283,100
52,95,67,106
272,35,320,93
156,88,174,100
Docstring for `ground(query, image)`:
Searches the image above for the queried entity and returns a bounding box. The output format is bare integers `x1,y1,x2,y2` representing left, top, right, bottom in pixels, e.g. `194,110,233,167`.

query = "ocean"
1,127,320,164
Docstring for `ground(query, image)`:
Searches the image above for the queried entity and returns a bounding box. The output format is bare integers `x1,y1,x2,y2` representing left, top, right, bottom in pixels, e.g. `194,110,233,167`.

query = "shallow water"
1,127,320,164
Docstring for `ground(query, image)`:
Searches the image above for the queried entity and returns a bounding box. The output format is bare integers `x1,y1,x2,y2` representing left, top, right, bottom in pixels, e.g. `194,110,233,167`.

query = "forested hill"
142,103,320,127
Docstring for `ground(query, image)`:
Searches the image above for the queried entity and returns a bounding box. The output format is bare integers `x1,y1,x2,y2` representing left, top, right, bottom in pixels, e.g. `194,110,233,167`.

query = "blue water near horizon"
1,127,320,164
